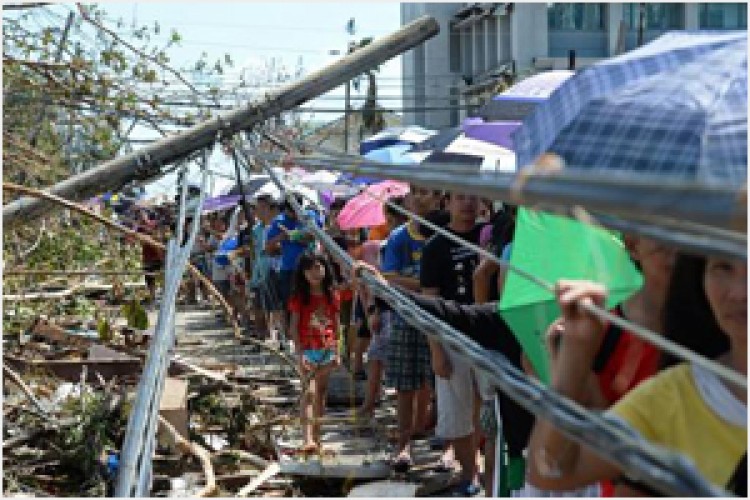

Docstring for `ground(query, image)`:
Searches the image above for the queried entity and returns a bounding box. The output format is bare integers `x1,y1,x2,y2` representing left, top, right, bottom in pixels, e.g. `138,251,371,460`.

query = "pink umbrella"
336,180,409,230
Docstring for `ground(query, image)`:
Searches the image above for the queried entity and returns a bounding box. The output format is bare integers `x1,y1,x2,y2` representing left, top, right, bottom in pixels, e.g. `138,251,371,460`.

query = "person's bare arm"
265,231,285,254
473,257,500,304
527,281,621,490
381,272,421,291
421,286,452,378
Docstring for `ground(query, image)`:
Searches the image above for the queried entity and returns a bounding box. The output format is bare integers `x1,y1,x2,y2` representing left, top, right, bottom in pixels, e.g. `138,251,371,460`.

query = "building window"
449,30,461,73
623,3,684,30
548,3,606,31
699,3,747,29
461,29,473,78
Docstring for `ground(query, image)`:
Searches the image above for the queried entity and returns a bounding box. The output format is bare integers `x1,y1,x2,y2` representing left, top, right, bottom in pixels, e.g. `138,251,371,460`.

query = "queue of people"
124,183,746,497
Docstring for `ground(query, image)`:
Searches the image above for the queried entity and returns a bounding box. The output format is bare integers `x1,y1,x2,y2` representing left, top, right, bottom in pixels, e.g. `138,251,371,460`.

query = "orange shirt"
368,223,390,241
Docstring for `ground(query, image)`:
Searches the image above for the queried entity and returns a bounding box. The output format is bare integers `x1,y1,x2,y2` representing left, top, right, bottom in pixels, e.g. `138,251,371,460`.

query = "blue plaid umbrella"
513,31,747,185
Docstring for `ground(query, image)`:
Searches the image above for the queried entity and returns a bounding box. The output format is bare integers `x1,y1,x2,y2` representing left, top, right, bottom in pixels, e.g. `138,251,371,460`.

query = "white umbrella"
299,169,340,186
253,180,322,208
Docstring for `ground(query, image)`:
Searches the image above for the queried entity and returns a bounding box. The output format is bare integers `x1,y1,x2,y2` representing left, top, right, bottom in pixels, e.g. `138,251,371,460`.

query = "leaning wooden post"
3,16,439,226
2,182,241,339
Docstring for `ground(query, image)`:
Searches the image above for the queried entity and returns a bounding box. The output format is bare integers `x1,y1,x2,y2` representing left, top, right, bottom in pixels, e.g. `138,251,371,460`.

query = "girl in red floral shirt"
288,252,340,453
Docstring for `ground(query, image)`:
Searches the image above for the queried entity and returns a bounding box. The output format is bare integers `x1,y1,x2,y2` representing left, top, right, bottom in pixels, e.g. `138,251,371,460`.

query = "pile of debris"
2,305,299,497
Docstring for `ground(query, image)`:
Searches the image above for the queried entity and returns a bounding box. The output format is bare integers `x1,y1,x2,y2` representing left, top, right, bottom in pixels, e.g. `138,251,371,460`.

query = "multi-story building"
401,3,747,129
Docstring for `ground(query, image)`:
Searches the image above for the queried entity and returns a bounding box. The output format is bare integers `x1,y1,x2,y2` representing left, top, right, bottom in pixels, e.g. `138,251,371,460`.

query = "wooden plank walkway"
162,304,465,495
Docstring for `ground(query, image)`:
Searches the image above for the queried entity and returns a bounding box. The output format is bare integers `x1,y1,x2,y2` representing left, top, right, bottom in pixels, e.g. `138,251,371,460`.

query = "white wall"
685,2,700,29
511,3,549,72
401,3,463,129
608,3,624,56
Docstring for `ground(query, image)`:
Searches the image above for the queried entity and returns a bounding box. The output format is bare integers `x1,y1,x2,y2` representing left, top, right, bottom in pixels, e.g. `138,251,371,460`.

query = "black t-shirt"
420,224,482,305
418,209,450,239
237,225,254,274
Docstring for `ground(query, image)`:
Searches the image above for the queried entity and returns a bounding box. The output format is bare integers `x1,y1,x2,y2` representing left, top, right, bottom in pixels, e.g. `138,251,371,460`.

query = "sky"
96,2,405,196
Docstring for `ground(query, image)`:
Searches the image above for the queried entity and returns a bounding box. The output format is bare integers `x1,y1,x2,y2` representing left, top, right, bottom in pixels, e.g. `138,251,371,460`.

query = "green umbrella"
498,208,643,385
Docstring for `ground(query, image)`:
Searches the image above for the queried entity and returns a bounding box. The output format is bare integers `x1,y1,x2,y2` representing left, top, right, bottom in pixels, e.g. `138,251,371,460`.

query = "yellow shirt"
611,363,747,489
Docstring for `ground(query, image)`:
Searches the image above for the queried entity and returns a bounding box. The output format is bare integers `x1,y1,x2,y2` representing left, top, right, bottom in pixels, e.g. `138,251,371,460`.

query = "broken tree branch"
2,182,241,338
2,363,49,416
158,415,217,497
3,15,439,224
235,462,280,497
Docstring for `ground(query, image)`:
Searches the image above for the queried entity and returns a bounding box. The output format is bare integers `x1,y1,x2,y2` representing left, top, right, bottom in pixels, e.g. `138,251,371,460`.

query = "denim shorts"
303,349,335,366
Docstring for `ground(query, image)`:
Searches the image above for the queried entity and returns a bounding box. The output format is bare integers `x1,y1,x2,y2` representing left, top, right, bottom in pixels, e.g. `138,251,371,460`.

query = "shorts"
143,261,162,289
277,270,295,308
435,349,475,440
340,298,353,332
253,270,282,312
303,349,335,366
479,398,498,436
366,310,391,363
214,280,230,298
385,312,432,392
192,256,209,276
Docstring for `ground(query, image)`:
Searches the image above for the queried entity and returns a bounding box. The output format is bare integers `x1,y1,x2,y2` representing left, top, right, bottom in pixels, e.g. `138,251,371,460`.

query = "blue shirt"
250,222,271,286
266,211,321,271
501,242,513,262
381,223,427,279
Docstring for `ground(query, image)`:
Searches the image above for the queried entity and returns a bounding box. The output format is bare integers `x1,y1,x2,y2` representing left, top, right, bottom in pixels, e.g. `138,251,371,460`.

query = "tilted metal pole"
3,15,439,227
290,154,747,235
256,138,747,259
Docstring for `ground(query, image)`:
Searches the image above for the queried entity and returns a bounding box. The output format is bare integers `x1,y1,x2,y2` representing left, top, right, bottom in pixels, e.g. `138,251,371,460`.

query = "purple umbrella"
202,194,241,213
465,70,575,147
461,117,522,149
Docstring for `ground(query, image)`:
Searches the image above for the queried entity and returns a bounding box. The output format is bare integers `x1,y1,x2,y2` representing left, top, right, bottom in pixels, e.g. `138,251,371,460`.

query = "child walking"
288,251,340,453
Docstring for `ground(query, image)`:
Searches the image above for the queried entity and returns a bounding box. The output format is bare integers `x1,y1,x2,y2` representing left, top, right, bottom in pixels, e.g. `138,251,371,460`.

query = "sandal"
435,457,457,473
411,429,433,440
448,480,480,497
392,452,413,474
286,443,319,456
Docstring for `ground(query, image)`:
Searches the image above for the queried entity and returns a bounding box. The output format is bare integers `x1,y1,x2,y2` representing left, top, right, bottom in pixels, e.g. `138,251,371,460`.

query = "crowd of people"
122,180,746,497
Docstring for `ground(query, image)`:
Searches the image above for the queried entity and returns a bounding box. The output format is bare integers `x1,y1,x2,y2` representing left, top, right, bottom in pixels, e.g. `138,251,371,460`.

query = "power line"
244,143,728,497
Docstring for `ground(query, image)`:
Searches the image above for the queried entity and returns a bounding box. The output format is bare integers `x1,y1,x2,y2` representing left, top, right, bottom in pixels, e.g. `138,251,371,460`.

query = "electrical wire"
241,140,728,497
254,134,747,391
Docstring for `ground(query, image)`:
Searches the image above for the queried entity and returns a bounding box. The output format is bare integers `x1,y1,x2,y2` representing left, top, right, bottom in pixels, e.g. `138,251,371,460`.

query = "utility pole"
344,18,356,154
4,16,439,226
344,78,351,153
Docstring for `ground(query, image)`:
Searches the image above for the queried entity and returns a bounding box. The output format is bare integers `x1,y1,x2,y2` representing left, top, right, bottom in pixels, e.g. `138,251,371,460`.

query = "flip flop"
448,480,481,497
411,430,433,440
392,453,413,474
286,443,320,456
435,457,457,473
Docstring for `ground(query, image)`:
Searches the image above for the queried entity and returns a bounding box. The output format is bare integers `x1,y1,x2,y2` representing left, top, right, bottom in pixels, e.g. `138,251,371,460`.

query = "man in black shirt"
352,261,533,482
420,192,483,495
